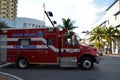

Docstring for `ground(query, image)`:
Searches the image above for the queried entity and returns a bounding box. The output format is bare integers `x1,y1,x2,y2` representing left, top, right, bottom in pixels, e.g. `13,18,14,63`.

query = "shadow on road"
1,63,100,71
3,55,118,71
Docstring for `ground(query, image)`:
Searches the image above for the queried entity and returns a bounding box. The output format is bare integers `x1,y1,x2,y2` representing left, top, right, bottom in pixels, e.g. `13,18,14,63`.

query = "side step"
59,57,78,67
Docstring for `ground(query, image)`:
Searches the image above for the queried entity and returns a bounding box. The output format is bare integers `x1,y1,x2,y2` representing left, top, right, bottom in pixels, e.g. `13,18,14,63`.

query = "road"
0,56,120,80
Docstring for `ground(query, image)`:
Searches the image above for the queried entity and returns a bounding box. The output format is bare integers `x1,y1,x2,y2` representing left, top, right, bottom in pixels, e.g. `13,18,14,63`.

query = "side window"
47,38,54,45
65,35,79,46
65,38,72,45
18,39,31,45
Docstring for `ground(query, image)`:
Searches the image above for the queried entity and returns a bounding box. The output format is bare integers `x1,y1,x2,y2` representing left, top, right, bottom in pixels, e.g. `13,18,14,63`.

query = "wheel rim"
19,59,27,68
83,60,91,69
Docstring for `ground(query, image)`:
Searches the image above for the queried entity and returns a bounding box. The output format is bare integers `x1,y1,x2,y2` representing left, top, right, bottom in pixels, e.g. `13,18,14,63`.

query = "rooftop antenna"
43,3,56,27
43,3,46,26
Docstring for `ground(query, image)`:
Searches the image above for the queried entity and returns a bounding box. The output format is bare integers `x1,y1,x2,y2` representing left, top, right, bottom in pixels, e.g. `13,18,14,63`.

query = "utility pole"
119,0,120,10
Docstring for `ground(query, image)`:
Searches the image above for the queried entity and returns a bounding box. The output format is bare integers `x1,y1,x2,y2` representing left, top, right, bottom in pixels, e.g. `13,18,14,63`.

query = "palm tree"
89,25,120,54
0,21,9,28
102,26,119,54
58,18,78,34
89,26,105,50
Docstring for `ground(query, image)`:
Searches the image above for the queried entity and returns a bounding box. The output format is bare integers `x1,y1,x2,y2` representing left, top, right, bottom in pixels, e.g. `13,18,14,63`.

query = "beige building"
97,0,120,54
0,0,18,20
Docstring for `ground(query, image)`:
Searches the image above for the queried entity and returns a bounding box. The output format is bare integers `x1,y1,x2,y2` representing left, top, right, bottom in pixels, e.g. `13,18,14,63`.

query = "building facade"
97,0,120,54
0,0,18,20
99,0,120,27
0,17,45,28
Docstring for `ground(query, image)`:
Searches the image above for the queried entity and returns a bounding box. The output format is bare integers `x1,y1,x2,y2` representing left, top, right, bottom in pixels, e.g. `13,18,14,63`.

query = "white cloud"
17,0,107,38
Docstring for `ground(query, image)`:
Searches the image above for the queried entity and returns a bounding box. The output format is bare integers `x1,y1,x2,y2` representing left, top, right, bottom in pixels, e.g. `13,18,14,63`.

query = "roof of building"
106,0,119,11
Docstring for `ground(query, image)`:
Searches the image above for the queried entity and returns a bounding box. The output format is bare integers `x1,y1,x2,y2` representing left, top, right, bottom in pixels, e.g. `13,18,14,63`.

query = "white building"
98,0,120,27
0,17,45,28
96,0,120,54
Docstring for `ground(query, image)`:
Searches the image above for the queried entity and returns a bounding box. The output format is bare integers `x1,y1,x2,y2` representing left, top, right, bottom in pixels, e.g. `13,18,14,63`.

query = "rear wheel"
16,58,29,69
80,57,93,70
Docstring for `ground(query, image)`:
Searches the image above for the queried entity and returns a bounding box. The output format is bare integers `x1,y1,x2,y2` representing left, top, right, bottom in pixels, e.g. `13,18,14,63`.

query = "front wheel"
80,57,94,70
16,58,29,69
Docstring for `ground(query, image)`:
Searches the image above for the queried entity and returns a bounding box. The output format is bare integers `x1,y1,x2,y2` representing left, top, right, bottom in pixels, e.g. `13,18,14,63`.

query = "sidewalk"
0,75,17,80
0,76,5,80
103,53,120,57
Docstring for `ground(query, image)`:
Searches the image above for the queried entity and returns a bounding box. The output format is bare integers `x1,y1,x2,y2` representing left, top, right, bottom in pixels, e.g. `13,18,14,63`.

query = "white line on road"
0,71,24,80
0,63,12,68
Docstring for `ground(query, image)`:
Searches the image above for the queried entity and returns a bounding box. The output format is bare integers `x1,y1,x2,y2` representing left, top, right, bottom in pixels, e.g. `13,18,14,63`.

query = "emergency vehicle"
0,27,100,70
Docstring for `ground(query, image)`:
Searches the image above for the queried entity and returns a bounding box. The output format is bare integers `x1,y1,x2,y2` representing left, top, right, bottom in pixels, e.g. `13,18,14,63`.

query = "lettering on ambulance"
48,46,80,53
13,45,36,49
61,48,80,53
24,33,36,37
11,31,43,37
12,33,23,37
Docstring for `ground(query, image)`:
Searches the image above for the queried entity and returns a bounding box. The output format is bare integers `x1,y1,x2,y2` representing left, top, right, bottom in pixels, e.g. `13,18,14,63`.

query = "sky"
17,0,115,38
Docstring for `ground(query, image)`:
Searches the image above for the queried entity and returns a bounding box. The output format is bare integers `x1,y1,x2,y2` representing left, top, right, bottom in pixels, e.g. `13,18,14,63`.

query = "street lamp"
81,30,90,38
81,30,90,45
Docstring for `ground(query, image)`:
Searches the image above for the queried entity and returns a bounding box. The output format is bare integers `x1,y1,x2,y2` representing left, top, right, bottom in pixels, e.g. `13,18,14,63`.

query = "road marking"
0,71,24,80
0,63,12,68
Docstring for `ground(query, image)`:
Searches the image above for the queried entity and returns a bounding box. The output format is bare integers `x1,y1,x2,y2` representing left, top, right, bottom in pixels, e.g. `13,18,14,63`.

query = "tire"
80,57,94,70
16,58,29,69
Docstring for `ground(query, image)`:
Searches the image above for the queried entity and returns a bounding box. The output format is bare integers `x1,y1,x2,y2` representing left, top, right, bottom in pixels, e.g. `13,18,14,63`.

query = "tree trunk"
109,37,112,54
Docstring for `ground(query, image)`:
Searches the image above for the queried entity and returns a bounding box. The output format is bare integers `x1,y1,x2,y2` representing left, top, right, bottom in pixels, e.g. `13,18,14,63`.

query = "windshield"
65,34,80,46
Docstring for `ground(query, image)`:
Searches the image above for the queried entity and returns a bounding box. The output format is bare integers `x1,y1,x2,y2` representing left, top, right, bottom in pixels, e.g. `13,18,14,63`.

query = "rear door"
0,35,7,62
41,34,58,64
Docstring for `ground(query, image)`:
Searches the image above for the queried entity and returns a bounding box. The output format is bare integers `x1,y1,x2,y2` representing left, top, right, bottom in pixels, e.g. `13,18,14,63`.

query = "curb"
0,72,24,80
103,54,120,57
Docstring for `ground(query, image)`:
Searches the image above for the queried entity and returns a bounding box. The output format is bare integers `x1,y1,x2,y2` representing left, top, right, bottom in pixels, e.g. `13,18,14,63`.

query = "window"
47,39,54,45
18,39,31,45
65,35,79,46
23,23,27,27
32,24,35,27
11,8,14,10
114,11,120,20
3,12,5,14
28,23,31,27
3,16,5,18
65,37,72,45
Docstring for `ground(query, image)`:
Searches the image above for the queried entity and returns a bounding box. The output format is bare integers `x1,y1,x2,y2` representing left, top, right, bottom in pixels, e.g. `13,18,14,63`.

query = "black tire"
80,57,94,70
16,58,29,69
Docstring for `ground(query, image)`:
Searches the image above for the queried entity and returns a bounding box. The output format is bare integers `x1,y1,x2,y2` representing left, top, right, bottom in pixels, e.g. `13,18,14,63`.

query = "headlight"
97,49,103,56
96,53,100,57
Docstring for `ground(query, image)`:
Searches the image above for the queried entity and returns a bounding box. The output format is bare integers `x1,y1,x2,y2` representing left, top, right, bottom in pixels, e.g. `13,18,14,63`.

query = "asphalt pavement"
0,54,120,80
0,71,23,80
0,63,23,80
